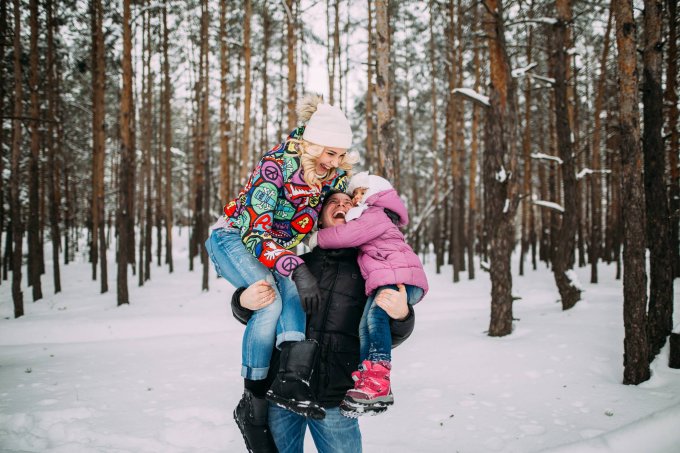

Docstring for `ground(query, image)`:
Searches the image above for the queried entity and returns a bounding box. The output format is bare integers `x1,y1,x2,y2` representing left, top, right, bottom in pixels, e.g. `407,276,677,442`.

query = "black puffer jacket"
231,246,416,407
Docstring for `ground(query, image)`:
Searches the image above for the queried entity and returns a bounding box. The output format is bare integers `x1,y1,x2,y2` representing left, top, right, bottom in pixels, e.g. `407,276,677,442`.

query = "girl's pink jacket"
317,188,428,300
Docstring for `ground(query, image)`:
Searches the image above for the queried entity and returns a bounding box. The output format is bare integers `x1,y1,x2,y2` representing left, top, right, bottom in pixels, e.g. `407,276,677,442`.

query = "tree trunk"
46,0,61,294
92,0,107,293
483,0,519,337
374,0,395,180
0,0,6,283
519,1,534,277
643,0,673,361
428,0,443,274
163,0,173,273
665,0,680,276
118,0,133,306
366,0,375,172
467,0,481,281
239,0,252,184
28,0,43,301
200,0,210,291
614,0,650,385
551,0,581,310
590,5,613,284
446,0,460,282
285,0,297,131
11,0,24,317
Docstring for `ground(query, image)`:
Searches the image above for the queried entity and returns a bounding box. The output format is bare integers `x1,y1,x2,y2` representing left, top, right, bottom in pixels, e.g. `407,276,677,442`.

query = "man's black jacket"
231,246,416,407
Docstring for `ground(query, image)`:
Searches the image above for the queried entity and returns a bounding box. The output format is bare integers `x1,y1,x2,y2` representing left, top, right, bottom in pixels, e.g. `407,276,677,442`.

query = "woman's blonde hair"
289,138,358,190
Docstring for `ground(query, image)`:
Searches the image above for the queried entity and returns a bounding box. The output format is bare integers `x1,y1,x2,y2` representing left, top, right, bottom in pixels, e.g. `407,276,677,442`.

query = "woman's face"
315,147,348,175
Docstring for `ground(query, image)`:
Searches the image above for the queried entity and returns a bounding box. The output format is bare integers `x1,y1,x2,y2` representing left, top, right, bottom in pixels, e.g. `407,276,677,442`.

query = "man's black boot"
266,340,326,420
233,389,278,453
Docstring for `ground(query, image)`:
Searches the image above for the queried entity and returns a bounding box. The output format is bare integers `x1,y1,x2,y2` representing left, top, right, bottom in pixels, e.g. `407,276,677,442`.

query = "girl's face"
352,187,367,206
315,147,348,175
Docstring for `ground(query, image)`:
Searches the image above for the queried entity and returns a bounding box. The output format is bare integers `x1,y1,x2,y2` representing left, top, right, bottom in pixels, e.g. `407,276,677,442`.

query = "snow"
1,233,680,453
533,200,565,213
512,63,538,78
532,153,564,165
452,88,490,107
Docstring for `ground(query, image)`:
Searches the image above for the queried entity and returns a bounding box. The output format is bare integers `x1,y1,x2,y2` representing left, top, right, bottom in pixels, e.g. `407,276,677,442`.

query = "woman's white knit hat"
302,103,353,149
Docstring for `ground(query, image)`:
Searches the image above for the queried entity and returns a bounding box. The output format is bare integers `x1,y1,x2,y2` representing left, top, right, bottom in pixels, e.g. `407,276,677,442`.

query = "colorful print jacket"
223,127,349,276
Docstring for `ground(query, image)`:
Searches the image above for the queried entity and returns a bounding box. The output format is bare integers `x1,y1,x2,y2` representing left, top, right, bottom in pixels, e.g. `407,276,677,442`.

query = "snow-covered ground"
1,235,679,453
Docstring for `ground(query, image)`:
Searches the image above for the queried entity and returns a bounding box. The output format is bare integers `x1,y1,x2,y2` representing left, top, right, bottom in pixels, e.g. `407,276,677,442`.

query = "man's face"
319,193,353,228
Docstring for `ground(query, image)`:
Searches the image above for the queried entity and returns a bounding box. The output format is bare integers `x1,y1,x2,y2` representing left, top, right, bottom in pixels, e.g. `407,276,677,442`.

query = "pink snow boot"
340,360,394,418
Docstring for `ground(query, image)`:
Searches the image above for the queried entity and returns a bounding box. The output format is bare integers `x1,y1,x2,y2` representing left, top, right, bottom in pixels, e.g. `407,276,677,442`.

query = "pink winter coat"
317,188,428,301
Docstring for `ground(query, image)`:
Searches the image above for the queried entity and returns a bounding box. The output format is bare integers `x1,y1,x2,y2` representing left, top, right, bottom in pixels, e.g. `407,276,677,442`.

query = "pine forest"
2,0,678,386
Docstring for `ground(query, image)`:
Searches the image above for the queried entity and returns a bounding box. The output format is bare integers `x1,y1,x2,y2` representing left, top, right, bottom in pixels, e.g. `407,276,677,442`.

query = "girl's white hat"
348,171,393,200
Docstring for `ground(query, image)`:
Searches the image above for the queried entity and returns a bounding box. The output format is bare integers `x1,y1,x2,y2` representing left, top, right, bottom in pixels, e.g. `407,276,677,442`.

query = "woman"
231,191,416,453
206,95,358,423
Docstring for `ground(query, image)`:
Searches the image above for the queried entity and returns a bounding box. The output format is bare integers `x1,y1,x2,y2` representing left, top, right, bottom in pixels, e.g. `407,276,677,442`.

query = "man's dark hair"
322,189,350,206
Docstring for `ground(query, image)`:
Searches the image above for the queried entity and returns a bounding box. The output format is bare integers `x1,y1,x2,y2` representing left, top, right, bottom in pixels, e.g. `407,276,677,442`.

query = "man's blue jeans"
268,404,362,453
206,228,305,380
360,284,423,363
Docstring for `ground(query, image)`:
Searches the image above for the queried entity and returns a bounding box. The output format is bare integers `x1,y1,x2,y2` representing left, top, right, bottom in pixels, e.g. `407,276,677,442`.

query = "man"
231,190,415,453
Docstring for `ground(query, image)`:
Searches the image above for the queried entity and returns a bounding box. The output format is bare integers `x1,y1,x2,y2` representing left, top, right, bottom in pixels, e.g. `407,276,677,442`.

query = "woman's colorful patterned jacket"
223,127,349,277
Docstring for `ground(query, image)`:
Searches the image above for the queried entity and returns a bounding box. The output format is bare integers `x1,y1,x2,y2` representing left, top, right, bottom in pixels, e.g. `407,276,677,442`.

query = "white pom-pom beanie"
302,103,353,149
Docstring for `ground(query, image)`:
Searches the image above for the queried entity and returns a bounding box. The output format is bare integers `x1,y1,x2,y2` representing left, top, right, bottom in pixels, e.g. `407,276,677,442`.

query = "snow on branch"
452,88,490,107
531,153,563,165
512,63,538,78
576,168,612,180
526,73,556,85
506,17,559,27
533,200,564,213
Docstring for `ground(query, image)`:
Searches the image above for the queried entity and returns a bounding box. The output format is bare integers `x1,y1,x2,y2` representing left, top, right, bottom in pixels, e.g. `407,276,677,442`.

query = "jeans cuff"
276,331,306,348
241,365,270,380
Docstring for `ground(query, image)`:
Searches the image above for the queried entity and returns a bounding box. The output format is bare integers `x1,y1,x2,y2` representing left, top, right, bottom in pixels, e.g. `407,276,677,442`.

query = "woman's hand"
375,284,409,321
240,280,276,310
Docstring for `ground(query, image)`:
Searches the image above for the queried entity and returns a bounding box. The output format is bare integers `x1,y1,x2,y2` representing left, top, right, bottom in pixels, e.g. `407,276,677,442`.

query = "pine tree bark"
0,0,6,281
642,0,673,361
117,0,133,306
285,0,297,131
92,0,107,292
483,0,520,337
162,0,173,273
260,6,271,152
46,0,61,293
365,0,375,172
446,0,461,282
11,0,24,317
590,5,613,284
28,0,43,301
613,0,650,385
550,0,581,310
374,0,395,180
467,0,481,280
519,2,533,277
200,0,210,291
239,0,252,184
428,0,443,274
665,0,680,276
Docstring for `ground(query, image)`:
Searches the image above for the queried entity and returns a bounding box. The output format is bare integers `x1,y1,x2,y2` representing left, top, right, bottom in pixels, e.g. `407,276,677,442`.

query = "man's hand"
240,280,276,310
375,284,409,321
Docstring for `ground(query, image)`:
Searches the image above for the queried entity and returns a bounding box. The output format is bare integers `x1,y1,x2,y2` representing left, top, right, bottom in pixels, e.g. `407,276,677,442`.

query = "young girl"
206,94,357,432
310,171,428,416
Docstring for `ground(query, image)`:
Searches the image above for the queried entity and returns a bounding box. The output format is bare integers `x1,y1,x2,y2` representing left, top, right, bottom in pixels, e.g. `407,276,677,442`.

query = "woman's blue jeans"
360,284,423,363
268,404,362,453
206,228,305,380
